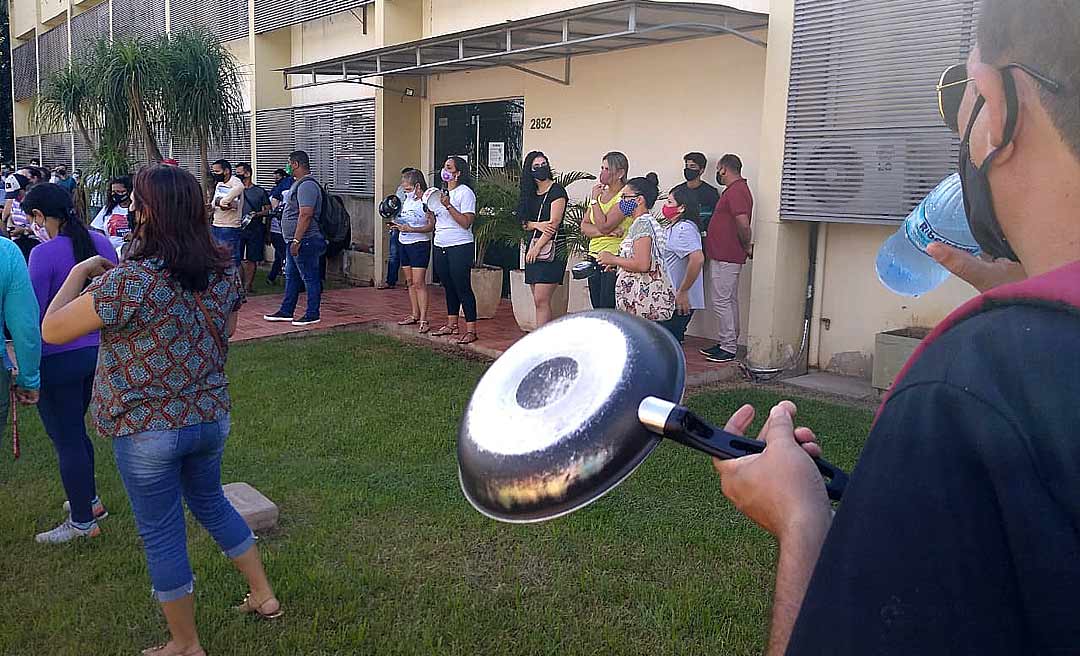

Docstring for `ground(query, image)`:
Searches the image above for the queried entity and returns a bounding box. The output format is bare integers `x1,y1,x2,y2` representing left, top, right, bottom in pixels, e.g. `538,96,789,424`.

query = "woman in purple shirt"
24,183,118,544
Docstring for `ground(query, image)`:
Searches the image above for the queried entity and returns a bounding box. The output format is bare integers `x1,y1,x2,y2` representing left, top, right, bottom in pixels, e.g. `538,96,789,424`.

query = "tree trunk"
130,80,163,164
198,134,210,199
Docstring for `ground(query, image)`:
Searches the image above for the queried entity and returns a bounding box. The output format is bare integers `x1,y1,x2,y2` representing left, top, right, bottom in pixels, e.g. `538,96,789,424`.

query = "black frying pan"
457,311,848,523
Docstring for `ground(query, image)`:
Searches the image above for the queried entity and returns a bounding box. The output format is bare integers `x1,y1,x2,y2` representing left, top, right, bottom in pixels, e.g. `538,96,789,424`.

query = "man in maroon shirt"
700,154,753,362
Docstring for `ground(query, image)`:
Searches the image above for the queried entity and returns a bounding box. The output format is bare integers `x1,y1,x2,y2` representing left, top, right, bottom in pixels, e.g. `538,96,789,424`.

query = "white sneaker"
35,519,101,544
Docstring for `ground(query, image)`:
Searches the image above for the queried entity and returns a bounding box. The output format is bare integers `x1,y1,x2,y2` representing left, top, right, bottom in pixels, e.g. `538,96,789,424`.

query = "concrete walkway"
234,285,743,387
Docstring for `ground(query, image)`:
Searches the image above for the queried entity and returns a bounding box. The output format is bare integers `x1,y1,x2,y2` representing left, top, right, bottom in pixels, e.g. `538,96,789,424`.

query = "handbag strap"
193,292,228,356
533,189,551,236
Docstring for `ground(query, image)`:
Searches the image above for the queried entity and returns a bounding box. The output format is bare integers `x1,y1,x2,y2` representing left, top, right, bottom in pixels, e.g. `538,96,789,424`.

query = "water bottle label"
905,212,980,255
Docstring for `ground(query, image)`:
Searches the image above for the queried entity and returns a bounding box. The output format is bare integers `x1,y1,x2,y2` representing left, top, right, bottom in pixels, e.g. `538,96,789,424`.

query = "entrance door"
434,99,525,289
434,99,524,176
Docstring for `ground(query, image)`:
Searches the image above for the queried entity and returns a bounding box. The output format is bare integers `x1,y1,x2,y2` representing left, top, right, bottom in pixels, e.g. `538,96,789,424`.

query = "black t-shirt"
789,303,1080,655
241,184,271,233
672,180,720,231
521,182,569,249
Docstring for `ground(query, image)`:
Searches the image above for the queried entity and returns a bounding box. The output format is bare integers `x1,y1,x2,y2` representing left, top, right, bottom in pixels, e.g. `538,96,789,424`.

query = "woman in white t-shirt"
90,176,133,259
658,186,705,342
393,169,436,334
430,156,479,345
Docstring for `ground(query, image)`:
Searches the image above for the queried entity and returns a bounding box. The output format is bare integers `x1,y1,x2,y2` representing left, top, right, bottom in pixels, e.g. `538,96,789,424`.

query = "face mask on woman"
440,169,454,183
661,204,681,221
618,197,639,217
111,192,130,206
531,165,552,181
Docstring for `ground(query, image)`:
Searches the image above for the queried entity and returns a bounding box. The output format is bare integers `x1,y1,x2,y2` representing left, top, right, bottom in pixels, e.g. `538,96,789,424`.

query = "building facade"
8,0,981,380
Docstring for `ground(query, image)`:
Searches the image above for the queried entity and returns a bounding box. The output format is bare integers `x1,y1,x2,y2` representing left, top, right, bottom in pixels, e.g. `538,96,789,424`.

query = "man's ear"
970,62,1018,163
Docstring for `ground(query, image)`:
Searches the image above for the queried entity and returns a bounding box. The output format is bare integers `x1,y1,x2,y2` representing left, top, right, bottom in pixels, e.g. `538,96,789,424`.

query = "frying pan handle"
639,398,848,501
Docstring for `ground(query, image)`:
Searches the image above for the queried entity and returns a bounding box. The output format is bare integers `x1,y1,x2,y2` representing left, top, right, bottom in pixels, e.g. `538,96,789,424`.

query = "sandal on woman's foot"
417,320,430,334
457,332,479,345
397,316,418,326
141,643,206,656
235,593,284,620
430,325,459,337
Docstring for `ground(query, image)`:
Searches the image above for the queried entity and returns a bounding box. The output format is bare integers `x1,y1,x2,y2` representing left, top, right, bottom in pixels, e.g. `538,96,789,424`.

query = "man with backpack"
263,150,327,326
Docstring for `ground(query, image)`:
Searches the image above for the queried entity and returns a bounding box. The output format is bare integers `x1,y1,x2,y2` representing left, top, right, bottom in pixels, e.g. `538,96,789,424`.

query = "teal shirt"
0,238,40,389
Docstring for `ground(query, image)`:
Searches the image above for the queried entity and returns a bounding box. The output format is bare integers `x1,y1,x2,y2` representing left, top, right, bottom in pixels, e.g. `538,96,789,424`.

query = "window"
780,0,978,224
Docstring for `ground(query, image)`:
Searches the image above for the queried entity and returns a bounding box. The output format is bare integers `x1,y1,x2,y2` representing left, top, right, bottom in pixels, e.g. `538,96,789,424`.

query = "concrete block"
223,482,279,533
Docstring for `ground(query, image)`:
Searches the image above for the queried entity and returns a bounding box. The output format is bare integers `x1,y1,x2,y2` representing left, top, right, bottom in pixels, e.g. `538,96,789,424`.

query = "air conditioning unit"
790,138,910,220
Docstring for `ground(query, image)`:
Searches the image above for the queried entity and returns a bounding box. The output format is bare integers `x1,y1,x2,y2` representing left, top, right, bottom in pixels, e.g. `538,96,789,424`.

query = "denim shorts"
112,416,255,602
211,226,243,266
399,240,431,269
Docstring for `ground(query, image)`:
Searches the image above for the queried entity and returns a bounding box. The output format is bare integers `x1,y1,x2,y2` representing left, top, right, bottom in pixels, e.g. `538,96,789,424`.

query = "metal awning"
282,0,768,90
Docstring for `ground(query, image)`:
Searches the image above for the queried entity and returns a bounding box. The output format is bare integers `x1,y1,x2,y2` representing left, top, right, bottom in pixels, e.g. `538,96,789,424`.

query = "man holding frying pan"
715,2,1080,654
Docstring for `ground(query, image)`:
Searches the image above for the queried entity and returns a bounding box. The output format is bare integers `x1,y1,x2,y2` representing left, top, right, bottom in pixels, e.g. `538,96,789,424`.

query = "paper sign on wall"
488,142,505,169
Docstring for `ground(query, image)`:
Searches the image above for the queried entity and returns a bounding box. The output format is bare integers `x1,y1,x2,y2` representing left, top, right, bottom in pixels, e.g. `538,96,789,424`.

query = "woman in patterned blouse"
42,165,280,656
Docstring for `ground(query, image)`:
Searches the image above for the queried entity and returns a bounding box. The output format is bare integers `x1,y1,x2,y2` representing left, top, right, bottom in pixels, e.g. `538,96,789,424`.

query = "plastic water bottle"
875,173,980,296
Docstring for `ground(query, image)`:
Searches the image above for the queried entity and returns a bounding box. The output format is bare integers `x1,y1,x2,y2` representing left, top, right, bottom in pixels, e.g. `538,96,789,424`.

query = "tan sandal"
418,320,430,334
397,316,418,326
430,325,460,337
457,331,479,345
235,593,284,620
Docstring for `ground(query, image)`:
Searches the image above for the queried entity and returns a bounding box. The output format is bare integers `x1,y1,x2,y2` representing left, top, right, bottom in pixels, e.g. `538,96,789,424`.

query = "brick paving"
234,285,742,386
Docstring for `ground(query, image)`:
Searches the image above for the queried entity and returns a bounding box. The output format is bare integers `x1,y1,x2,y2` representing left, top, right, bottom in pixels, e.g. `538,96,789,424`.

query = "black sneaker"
263,311,294,322
291,316,322,327
704,349,737,363
699,344,724,358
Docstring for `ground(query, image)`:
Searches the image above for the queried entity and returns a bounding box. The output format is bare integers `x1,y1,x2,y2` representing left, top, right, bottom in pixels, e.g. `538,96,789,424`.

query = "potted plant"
470,165,526,319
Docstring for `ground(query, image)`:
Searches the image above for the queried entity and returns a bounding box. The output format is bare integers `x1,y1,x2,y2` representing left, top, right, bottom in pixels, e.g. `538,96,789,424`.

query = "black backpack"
297,176,351,256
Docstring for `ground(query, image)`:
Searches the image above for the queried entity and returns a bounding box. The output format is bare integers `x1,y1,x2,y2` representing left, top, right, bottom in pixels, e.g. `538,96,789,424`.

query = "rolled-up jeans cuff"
224,532,256,559
152,579,194,603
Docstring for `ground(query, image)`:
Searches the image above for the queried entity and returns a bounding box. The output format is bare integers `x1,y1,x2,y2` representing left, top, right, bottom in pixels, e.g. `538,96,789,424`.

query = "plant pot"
510,269,571,331
467,266,503,320
872,327,931,391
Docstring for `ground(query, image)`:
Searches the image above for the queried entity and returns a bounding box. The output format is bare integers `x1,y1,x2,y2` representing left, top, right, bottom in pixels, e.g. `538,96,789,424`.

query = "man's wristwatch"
291,239,301,245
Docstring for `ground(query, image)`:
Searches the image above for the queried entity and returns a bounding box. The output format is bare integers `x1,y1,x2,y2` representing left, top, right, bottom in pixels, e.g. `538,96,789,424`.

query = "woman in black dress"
518,151,569,328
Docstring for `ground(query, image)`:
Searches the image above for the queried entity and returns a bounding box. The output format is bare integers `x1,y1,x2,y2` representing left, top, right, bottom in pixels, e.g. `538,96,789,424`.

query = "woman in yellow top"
580,151,632,309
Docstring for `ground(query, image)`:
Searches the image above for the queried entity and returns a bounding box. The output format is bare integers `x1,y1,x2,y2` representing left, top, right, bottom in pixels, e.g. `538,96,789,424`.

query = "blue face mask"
619,198,638,217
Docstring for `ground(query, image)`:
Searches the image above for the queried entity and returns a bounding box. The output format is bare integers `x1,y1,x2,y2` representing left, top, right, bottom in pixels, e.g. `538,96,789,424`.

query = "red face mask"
661,204,681,220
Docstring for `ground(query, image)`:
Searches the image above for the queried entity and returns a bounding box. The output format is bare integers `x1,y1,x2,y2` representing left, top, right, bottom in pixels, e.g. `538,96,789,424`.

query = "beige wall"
289,13,379,107
11,0,37,38
813,223,974,376
422,0,768,36
39,0,67,24
747,0,976,376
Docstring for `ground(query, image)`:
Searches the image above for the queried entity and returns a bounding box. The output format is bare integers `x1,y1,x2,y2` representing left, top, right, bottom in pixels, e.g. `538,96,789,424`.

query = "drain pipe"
808,223,828,368
746,223,820,382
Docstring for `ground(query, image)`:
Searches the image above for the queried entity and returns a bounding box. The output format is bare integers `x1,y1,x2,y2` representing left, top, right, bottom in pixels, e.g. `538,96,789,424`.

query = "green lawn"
0,333,871,656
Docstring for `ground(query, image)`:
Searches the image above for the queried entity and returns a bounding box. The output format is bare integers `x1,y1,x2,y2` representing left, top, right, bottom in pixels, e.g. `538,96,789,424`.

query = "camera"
572,256,600,280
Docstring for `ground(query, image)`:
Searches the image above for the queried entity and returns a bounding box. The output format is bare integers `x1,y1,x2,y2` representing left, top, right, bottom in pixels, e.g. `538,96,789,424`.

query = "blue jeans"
112,417,255,602
386,230,401,286
211,226,243,266
279,235,327,320
38,347,98,524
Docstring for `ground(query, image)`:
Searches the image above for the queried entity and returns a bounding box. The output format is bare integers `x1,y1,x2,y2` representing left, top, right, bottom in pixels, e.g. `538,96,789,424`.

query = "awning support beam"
507,57,572,86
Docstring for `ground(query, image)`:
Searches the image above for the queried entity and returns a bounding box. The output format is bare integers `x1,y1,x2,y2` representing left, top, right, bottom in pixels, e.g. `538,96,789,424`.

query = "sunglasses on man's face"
937,62,1064,133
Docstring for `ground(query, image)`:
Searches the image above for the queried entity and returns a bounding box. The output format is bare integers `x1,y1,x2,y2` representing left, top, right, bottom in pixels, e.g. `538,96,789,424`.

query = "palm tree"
94,36,167,164
32,61,99,155
161,29,243,195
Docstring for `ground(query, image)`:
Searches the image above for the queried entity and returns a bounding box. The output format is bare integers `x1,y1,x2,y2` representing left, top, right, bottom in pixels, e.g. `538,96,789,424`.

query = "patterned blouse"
87,259,244,438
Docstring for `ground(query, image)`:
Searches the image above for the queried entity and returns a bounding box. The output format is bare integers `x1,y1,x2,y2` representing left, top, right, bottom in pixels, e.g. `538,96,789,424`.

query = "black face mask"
715,172,725,187
957,76,1020,262
683,168,701,182
110,192,129,205
212,172,226,183
531,165,552,182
